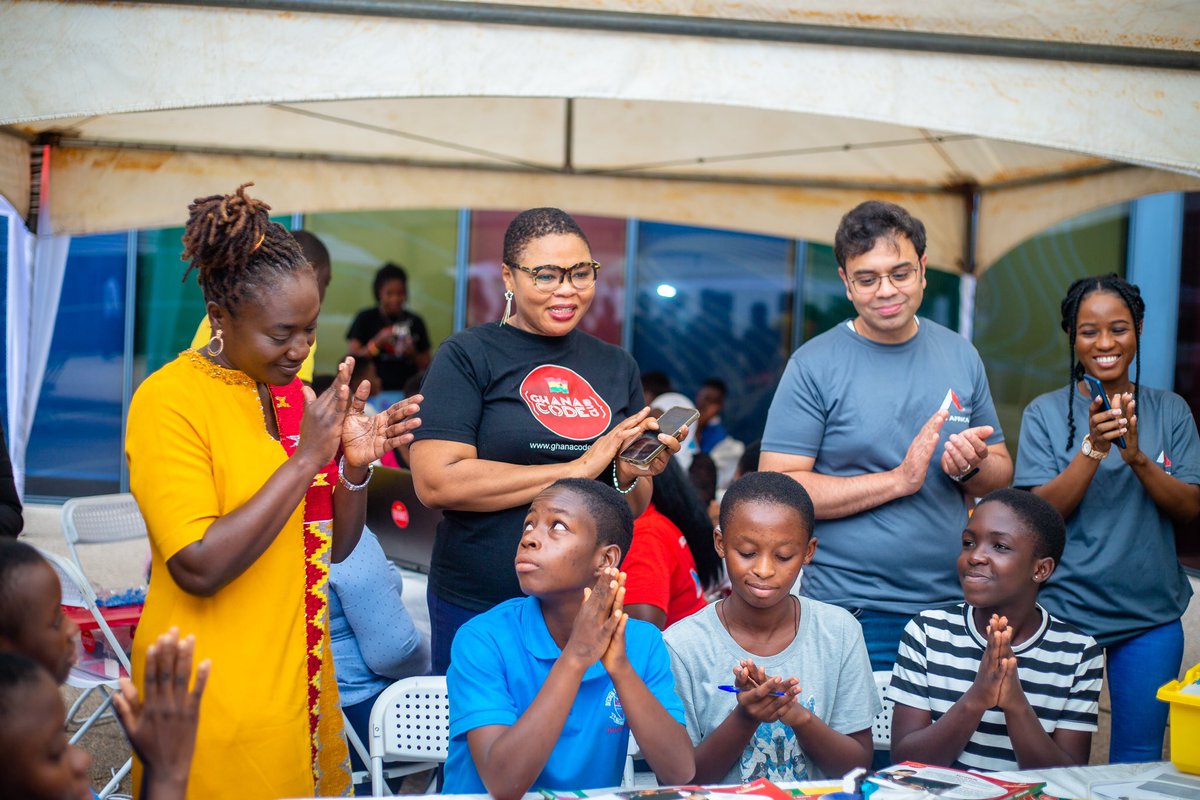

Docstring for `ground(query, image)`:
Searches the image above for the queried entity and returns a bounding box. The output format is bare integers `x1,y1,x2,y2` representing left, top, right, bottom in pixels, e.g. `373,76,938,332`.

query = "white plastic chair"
872,670,896,751
39,548,134,798
61,493,149,578
369,675,449,796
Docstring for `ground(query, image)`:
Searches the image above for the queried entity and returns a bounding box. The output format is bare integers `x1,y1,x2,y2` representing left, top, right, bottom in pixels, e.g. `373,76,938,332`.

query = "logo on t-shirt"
519,365,612,440
938,388,970,425
604,688,625,726
1157,450,1174,475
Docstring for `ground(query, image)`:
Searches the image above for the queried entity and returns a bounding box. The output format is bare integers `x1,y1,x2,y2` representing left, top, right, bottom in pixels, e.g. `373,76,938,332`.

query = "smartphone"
1082,374,1127,449
619,406,699,467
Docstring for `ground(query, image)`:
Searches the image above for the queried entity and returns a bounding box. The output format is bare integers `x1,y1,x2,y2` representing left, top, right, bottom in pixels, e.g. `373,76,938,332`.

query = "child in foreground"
445,478,694,798
664,471,878,784
889,488,1103,771
0,539,208,800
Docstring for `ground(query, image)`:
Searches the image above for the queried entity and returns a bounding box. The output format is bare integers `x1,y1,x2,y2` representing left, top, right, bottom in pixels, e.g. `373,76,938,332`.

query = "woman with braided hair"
1014,273,1200,762
125,184,422,798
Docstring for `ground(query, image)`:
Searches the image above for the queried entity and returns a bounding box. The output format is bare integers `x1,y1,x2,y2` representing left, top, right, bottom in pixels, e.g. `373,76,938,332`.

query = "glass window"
632,221,793,445
1174,192,1200,569
134,226,208,383
974,204,1129,454
306,210,458,377
466,210,626,344
801,242,960,343
25,233,129,498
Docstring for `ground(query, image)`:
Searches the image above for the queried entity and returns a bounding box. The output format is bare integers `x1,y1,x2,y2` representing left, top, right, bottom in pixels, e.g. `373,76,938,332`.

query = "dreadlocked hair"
180,183,308,313
1060,273,1145,452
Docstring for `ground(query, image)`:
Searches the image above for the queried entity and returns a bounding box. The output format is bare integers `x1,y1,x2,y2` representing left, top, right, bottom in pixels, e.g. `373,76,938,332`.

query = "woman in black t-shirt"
346,262,431,404
410,208,685,673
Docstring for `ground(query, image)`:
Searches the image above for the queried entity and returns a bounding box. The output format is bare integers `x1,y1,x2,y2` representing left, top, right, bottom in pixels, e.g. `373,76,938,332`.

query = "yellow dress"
126,351,347,799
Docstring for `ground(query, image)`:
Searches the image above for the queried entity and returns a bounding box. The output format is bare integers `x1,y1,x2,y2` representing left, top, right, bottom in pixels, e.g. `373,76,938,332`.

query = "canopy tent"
1,0,1198,274
1,0,1199,498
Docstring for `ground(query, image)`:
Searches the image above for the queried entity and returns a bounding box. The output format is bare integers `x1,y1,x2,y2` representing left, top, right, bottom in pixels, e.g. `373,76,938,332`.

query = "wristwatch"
1081,435,1108,461
949,466,980,484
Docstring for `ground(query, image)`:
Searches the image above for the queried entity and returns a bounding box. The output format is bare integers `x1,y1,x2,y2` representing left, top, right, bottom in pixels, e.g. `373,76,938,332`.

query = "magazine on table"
865,762,1044,800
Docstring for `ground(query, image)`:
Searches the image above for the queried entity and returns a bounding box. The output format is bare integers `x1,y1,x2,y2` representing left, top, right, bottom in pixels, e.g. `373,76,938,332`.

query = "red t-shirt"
623,504,707,627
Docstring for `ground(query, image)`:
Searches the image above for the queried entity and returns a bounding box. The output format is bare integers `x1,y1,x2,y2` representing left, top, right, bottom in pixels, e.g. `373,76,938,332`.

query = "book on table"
866,762,1044,800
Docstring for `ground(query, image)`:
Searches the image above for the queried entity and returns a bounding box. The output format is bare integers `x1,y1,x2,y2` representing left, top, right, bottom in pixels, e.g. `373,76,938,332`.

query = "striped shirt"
889,603,1103,772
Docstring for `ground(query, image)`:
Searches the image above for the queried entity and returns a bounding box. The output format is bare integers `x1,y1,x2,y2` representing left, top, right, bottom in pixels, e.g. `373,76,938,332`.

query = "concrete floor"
19,503,1199,793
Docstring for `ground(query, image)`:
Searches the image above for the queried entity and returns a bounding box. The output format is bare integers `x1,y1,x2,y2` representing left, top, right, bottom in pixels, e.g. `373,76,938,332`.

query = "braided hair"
180,183,309,314
1060,273,1145,451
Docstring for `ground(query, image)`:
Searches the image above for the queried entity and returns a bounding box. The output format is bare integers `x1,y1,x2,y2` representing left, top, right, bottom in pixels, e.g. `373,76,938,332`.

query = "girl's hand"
343,391,423,469
296,359,352,470
1115,394,1141,465
1086,392,1128,453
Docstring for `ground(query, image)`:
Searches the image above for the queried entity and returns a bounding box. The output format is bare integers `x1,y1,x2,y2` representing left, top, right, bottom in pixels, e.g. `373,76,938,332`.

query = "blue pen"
717,684,787,697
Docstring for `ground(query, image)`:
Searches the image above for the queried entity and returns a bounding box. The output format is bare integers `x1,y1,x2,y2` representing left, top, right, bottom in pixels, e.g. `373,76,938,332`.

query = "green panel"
305,210,458,377
800,242,959,346
134,218,294,384
973,204,1129,457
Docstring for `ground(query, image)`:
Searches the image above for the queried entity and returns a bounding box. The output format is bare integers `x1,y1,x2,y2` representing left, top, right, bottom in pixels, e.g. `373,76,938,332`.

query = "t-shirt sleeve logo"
519,364,613,441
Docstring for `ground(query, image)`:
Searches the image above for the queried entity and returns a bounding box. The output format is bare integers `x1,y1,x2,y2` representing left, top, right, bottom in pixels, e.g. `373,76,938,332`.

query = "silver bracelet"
612,460,640,495
338,456,374,492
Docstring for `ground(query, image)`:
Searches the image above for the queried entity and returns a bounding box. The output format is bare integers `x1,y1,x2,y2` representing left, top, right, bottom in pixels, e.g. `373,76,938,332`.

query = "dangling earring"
207,328,225,357
499,290,514,326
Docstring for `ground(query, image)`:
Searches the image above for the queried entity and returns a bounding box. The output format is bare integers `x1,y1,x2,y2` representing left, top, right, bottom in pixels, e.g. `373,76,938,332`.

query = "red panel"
466,210,626,345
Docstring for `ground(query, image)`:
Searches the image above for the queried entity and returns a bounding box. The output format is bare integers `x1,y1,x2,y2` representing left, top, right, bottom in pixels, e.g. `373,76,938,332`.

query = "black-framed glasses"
847,265,921,292
506,261,601,293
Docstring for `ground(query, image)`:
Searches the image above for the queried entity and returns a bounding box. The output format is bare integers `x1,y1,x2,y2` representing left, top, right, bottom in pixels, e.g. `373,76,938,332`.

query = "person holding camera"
346,261,432,406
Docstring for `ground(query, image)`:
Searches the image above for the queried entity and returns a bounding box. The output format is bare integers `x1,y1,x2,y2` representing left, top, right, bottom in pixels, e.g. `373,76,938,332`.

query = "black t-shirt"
414,322,643,610
345,307,431,391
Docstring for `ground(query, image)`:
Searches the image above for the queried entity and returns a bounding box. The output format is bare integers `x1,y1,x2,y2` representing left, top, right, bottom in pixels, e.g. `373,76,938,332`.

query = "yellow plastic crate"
1157,662,1200,775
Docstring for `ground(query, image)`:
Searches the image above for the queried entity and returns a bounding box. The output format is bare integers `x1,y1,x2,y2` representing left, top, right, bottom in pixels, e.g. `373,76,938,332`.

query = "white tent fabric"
1,0,1198,272
2,192,70,498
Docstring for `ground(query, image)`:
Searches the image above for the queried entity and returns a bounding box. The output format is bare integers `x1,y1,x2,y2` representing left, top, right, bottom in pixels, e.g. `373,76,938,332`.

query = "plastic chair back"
369,675,448,795
61,493,148,576
872,669,895,750
39,548,132,678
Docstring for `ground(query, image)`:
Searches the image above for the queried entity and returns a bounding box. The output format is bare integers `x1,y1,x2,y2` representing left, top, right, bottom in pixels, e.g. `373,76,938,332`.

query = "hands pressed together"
296,356,423,474
565,567,631,674
967,614,1024,713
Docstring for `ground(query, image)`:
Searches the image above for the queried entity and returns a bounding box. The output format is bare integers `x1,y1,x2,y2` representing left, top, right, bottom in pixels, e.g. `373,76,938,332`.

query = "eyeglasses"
847,265,921,292
506,261,601,293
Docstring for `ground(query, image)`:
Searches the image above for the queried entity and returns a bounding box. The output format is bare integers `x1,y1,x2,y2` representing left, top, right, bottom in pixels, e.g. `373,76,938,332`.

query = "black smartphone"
1082,374,1127,449
618,406,699,467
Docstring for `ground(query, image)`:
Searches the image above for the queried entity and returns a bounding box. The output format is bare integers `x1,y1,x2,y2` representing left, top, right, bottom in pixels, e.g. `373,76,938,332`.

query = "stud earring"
499,290,514,326
206,328,225,357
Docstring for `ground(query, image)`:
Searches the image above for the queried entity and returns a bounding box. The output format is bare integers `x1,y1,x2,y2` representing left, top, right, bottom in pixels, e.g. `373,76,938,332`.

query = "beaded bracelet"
338,456,375,492
611,460,640,495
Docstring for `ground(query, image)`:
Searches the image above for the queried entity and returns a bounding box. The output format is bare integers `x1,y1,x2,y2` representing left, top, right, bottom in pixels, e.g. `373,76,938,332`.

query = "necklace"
716,594,800,637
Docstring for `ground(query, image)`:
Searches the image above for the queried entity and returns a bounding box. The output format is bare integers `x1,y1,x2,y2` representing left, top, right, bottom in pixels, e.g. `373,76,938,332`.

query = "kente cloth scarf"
270,380,353,797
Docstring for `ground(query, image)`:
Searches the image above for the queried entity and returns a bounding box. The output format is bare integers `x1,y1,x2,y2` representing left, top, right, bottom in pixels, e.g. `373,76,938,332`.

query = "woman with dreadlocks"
1014,273,1200,763
125,184,422,799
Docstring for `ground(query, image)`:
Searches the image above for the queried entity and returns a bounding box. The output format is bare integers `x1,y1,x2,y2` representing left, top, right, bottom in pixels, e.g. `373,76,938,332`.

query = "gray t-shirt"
663,598,880,784
761,319,1004,613
1014,385,1200,646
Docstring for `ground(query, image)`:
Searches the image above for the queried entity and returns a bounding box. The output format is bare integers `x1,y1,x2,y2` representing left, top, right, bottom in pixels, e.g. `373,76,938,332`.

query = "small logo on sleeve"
1157,451,1173,475
938,388,970,424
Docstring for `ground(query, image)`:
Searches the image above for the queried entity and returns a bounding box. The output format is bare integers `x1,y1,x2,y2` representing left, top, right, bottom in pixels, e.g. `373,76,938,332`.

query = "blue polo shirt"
444,596,687,793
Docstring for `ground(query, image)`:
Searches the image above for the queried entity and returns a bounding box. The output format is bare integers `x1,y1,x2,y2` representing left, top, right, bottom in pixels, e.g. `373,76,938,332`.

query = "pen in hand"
717,684,787,697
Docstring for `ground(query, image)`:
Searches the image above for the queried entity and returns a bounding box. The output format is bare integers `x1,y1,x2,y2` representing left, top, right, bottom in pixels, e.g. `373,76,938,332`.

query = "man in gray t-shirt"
760,201,1011,671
